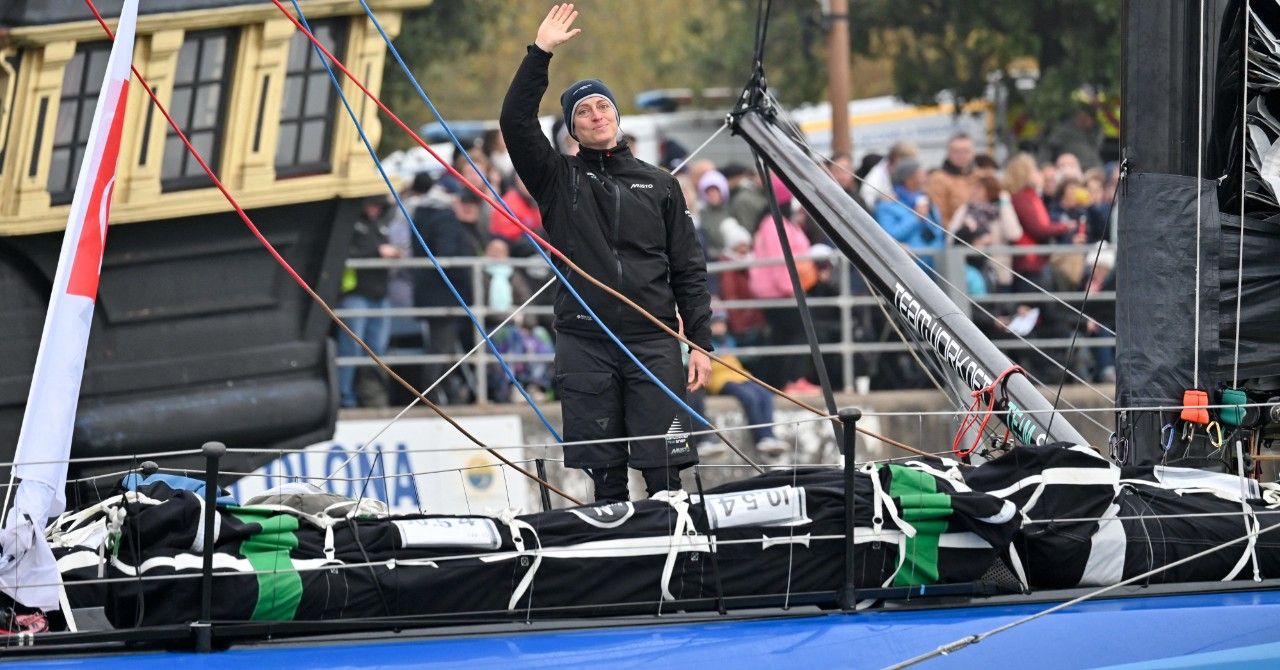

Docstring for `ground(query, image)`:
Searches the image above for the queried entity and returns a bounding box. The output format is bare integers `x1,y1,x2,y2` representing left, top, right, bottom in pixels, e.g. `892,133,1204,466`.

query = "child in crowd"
486,314,555,403
705,314,787,456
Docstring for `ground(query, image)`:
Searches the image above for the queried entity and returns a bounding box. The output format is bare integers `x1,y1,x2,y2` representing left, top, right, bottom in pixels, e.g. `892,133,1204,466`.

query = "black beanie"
560,79,617,140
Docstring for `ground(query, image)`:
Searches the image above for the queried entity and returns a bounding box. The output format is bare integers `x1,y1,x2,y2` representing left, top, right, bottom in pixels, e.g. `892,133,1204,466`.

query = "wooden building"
0,0,428,473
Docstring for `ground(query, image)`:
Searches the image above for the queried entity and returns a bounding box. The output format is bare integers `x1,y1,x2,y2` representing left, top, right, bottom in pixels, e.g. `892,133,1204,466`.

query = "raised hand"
535,3,581,53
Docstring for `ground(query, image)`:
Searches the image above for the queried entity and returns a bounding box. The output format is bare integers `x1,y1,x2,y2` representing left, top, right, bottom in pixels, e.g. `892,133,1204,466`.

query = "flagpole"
0,0,138,613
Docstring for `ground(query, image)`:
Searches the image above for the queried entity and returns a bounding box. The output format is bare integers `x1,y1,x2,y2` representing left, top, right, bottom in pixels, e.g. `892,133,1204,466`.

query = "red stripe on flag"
66,80,129,300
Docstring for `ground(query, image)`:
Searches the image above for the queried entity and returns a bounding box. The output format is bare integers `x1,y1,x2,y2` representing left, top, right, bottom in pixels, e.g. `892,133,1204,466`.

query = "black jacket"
347,216,390,301
411,204,486,309
499,46,712,349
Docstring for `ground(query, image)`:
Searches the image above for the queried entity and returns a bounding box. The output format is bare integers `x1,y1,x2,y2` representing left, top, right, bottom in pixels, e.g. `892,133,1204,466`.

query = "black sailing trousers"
555,331,696,500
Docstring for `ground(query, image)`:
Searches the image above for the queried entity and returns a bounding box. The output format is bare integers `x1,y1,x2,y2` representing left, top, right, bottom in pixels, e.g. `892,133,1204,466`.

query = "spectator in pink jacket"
749,175,820,394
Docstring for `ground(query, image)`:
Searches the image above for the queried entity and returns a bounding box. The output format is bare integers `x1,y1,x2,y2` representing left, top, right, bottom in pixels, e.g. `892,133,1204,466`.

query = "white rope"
775,96,1117,338
1193,0,1205,387
1235,0,1251,387
330,278,555,482
331,120,726,484
671,121,730,175
907,243,1116,407
884,517,1280,669
1234,440,1262,581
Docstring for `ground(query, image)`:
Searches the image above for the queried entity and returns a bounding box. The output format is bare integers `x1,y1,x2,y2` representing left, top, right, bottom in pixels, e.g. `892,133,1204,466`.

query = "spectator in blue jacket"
874,159,943,267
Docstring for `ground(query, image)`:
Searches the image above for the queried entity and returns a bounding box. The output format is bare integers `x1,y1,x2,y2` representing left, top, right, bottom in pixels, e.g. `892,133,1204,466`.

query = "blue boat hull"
17,588,1280,669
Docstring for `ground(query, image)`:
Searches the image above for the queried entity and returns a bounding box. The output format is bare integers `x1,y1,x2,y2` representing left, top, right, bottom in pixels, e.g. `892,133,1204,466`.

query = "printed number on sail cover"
701,486,809,529
394,517,502,549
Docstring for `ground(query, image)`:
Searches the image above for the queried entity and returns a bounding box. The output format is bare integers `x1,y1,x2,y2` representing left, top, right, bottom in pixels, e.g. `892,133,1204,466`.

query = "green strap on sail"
229,508,303,621
886,465,952,587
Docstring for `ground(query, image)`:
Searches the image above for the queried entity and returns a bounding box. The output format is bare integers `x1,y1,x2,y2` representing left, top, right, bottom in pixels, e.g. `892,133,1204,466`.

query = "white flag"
0,0,138,611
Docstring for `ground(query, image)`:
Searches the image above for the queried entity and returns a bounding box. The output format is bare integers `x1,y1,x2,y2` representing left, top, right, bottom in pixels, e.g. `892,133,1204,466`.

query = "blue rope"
291,0,562,441
359,0,714,430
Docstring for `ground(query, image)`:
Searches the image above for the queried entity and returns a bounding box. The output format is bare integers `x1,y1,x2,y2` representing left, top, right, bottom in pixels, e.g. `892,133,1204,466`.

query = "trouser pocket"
557,371,625,468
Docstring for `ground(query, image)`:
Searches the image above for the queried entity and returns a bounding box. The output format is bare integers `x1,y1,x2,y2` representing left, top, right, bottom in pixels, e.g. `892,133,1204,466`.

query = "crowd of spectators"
339,120,1120,423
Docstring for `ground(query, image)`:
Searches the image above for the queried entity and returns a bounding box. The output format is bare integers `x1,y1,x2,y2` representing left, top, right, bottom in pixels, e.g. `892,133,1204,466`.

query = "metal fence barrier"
338,243,1115,403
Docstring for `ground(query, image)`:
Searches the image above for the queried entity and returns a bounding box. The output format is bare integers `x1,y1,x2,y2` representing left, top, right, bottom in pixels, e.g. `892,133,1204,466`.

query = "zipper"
570,165,579,210
600,155,624,320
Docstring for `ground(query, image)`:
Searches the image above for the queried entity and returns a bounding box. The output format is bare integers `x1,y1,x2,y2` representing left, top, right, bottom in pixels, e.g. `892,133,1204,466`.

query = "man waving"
500,4,713,503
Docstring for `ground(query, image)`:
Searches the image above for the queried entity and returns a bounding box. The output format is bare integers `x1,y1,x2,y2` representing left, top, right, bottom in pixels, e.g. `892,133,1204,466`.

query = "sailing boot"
588,465,629,503
642,466,682,497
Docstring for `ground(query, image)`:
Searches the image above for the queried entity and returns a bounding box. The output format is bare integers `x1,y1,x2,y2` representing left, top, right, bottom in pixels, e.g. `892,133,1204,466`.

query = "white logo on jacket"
630,183,654,189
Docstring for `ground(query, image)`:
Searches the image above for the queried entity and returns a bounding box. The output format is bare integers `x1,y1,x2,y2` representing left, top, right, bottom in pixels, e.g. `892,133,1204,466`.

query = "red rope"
82,0,582,506
952,365,1025,459
267,1,560,265
260,2,835,425
84,0,927,467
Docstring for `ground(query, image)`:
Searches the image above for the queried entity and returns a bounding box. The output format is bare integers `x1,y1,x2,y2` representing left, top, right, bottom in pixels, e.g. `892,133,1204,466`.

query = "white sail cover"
0,0,137,610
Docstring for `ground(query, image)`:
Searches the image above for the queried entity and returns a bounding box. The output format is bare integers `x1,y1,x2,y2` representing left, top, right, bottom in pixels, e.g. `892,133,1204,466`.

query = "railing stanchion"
195,440,225,653
838,408,861,611
534,458,553,512
693,467,727,615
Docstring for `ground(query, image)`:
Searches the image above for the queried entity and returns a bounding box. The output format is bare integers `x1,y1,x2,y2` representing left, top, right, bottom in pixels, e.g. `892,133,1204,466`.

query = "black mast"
731,108,1089,449
1116,0,1230,464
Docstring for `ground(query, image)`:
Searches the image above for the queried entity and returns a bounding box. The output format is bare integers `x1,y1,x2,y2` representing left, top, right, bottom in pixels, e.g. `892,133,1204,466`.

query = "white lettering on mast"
892,282,994,391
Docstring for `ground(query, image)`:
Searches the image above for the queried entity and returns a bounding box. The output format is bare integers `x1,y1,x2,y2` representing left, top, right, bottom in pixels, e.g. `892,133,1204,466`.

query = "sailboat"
7,1,1280,667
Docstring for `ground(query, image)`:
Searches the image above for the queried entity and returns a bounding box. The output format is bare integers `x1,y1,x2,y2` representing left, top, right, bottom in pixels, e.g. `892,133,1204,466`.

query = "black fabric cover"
1116,172,1280,464
1116,173,1221,417
57,450,1280,627
964,444,1118,588
72,464,1022,626
1116,483,1280,583
1217,214,1280,380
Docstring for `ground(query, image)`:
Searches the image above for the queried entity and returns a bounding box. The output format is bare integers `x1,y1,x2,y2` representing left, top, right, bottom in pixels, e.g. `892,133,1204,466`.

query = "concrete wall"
340,384,1116,508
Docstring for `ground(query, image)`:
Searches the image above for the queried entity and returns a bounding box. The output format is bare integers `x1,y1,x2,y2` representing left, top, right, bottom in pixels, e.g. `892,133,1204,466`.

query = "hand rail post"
838,408,861,611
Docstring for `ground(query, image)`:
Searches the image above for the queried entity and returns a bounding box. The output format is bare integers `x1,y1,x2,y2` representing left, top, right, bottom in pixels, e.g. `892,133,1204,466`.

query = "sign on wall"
228,415,530,515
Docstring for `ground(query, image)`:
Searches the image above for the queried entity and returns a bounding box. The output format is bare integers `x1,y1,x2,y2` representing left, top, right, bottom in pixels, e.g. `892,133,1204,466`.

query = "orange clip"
1180,389,1210,425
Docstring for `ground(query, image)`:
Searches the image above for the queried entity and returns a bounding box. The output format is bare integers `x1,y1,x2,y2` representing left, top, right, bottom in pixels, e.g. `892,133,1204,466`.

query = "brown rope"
267,1,922,464
86,0,582,507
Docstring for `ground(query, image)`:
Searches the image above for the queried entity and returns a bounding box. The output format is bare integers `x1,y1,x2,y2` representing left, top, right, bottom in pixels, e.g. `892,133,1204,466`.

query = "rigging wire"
763,94,1115,406
1046,176,1124,435
341,120,727,473
1235,0,1252,387
760,96,1056,428
912,245,1113,404
859,267,967,410
800,116,1117,338
752,153,843,443
745,91,1106,444
1193,0,1205,388
80,0,582,507
751,0,772,77
336,0,766,471
338,277,555,480
884,517,1280,669
866,215,1114,408
270,0,913,465
287,0,562,447
672,122,731,174
67,0,1016,494
5,396,1268,489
